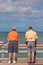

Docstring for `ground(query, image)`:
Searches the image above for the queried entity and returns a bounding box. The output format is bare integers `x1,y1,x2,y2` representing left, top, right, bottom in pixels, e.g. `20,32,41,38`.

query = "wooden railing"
0,41,43,62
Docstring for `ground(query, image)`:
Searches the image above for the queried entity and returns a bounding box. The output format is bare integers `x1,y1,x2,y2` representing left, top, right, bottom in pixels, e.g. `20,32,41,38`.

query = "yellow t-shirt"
25,30,38,41
7,31,19,42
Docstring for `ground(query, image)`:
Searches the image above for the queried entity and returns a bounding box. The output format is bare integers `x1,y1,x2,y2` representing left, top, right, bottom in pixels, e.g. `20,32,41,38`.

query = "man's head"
12,27,16,31
29,26,33,30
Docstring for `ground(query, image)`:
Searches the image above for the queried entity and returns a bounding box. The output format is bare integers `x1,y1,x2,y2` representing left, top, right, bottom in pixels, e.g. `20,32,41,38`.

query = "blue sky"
0,0,43,32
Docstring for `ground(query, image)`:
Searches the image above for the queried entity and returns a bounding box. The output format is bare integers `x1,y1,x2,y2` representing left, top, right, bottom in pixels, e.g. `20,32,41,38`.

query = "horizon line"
0,31,43,33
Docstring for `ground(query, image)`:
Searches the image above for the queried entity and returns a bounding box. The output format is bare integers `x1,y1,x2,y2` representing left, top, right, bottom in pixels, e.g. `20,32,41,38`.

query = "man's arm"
24,38,28,45
35,32,38,47
35,39,37,47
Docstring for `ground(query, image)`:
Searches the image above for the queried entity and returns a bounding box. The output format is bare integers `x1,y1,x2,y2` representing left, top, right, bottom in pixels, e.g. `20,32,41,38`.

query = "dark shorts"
27,41,36,52
8,41,18,53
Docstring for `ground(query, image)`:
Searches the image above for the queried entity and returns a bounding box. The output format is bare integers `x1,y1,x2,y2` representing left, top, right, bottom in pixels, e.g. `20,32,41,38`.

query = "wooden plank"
0,58,43,61
0,50,43,53
4,44,43,48
4,44,43,46
19,50,43,53
0,63,28,65
1,58,43,64
0,63,43,65
19,46,43,48
0,41,4,43
0,41,43,47
4,46,43,48
0,44,3,45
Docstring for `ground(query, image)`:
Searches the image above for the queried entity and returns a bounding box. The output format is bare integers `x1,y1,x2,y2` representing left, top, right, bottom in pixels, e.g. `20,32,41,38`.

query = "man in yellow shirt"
25,26,38,63
7,27,19,64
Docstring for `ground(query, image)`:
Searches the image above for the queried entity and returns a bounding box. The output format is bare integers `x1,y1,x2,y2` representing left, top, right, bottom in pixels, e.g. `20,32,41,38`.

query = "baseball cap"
12,27,16,29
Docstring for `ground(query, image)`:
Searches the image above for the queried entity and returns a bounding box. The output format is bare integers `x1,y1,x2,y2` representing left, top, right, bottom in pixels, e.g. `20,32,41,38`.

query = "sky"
0,0,43,32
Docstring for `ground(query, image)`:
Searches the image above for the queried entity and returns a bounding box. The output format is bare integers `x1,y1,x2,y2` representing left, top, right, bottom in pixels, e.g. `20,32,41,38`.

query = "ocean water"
0,32,43,58
0,32,43,44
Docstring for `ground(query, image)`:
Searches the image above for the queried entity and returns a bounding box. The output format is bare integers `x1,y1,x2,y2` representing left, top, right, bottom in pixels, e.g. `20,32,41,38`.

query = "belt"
9,40,18,42
28,41,35,42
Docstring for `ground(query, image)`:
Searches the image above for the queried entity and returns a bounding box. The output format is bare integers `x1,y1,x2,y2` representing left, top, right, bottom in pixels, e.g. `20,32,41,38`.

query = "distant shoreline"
0,31,43,33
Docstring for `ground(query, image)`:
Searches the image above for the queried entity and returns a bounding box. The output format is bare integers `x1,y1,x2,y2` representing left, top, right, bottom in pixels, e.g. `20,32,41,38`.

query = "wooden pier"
0,41,43,65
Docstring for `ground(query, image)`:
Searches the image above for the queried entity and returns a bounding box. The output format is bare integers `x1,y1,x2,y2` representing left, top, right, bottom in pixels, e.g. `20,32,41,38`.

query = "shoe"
13,60,16,64
8,61,11,64
27,61,31,63
32,61,35,63
15,58,17,62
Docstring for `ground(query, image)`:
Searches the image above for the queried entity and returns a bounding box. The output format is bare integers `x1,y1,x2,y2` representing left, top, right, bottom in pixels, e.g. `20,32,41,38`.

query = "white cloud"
29,10,43,19
0,0,43,12
0,0,43,20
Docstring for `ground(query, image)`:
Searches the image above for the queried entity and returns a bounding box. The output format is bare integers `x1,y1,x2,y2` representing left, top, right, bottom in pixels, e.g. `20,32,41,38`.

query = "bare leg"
9,53,12,61
28,52,31,62
32,52,35,62
13,53,17,61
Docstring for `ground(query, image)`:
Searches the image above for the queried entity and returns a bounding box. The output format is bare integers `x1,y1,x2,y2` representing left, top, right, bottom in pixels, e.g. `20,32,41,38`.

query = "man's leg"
8,42,12,63
8,53,12,63
13,53,17,63
9,53,12,60
34,51,36,61
31,46,36,63
27,42,31,63
13,53,17,61
32,52,35,62
31,42,36,63
34,43,36,61
28,52,31,62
